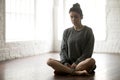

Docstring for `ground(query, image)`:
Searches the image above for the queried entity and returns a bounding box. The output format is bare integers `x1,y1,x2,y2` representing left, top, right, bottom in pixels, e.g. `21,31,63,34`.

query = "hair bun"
73,3,80,8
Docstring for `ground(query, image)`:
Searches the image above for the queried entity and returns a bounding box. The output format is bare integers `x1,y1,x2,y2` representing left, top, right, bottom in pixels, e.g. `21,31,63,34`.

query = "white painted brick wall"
0,0,120,61
94,0,120,53
0,0,53,61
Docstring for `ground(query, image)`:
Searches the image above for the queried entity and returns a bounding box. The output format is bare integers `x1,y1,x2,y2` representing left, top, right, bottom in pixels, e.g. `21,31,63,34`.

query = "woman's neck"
74,24,83,31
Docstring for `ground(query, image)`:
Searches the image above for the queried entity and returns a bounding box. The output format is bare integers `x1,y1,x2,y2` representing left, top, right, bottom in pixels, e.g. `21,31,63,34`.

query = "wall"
0,0,53,61
0,0,120,61
94,0,120,53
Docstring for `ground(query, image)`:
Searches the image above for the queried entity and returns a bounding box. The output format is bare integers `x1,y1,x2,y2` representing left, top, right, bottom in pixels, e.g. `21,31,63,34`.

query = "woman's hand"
71,63,77,69
64,63,71,68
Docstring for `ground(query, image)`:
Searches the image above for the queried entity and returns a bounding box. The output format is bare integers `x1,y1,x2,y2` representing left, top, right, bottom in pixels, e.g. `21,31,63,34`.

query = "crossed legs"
47,58,96,75
47,58,73,74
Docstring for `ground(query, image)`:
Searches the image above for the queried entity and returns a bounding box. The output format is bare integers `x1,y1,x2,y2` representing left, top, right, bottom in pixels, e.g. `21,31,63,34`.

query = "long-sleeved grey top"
60,26,95,65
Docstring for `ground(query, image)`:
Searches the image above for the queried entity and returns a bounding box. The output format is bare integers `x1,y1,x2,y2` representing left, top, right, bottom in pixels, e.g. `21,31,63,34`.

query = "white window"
5,0,106,42
5,0,53,42
5,0,35,42
35,0,53,41
58,0,106,41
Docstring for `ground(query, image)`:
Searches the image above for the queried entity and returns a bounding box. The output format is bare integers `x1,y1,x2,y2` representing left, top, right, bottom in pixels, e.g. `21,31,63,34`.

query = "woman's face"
69,11,82,26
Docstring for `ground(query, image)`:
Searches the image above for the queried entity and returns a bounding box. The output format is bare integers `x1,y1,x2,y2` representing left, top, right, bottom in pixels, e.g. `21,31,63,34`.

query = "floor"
0,53,120,80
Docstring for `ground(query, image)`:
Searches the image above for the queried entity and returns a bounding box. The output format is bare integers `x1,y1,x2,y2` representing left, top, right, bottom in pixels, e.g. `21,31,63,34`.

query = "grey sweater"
60,26,95,64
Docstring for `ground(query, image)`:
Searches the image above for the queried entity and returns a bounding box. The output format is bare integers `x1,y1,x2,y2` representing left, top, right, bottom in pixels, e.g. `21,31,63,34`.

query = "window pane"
35,0,53,41
5,0,35,42
6,0,53,42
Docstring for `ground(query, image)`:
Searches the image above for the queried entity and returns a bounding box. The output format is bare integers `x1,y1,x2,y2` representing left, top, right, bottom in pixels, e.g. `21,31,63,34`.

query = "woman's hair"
69,3,83,18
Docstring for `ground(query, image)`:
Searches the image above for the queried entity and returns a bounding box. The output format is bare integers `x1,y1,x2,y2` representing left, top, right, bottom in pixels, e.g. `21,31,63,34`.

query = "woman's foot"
73,70,90,76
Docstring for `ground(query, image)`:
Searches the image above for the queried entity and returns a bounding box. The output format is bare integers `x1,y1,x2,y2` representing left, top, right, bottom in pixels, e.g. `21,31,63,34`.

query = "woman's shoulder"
83,26,93,33
83,26,94,37
63,27,73,37
84,26,92,30
64,27,73,32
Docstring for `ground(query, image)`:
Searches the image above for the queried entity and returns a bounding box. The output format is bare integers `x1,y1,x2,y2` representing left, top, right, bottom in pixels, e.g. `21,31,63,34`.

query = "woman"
47,3,96,76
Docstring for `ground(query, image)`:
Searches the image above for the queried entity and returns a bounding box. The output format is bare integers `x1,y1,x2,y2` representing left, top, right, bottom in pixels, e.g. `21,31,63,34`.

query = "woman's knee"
85,58,96,67
75,58,96,71
87,58,95,64
47,58,54,66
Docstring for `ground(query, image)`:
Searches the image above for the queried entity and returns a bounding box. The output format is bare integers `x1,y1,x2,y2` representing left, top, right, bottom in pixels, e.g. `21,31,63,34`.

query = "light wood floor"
0,53,120,80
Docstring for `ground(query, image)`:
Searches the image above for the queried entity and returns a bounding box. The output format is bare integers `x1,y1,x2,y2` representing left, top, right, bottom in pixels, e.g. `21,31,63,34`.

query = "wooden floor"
0,53,120,80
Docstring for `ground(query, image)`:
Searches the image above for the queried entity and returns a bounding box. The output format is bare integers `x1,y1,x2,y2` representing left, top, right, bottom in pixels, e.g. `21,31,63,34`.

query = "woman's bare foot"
73,70,90,76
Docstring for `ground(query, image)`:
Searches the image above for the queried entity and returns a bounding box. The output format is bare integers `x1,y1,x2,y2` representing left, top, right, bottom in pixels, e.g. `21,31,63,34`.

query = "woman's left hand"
71,63,77,69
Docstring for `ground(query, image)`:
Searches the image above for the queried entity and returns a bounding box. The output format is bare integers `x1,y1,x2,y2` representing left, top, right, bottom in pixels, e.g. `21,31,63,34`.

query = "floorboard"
0,53,120,80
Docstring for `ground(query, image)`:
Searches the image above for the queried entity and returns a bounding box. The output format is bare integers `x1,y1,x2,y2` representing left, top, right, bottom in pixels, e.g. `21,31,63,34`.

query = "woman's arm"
60,29,69,64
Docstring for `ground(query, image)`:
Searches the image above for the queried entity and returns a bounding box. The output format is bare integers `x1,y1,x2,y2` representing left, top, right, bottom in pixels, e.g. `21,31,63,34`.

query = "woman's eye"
71,16,78,19
71,16,73,18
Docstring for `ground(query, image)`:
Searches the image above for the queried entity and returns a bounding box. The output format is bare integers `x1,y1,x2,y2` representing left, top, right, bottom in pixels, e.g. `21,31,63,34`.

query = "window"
35,0,53,41
5,0,35,42
5,0,53,42
5,0,106,42
58,0,106,41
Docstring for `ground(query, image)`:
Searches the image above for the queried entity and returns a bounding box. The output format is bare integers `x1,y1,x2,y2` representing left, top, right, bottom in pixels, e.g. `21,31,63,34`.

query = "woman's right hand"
64,63,71,67
71,63,77,69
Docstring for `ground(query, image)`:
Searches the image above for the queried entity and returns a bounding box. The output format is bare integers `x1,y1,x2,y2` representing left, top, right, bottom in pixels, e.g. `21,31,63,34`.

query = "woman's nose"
72,17,75,21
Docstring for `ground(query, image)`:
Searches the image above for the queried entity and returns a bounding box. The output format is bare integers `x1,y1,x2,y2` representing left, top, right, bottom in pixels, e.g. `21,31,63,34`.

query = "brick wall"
94,0,120,53
0,0,120,61
0,0,53,61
